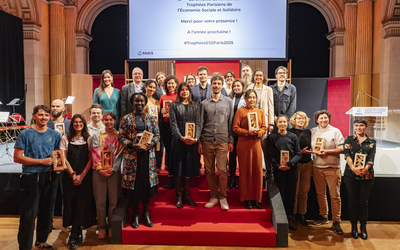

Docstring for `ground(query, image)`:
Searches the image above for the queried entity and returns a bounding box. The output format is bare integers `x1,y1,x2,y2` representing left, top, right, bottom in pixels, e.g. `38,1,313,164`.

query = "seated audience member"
233,89,267,209
14,105,61,250
343,117,376,240
266,115,302,231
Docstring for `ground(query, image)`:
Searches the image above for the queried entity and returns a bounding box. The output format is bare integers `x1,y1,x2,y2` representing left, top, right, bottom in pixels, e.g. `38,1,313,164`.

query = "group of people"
14,64,376,250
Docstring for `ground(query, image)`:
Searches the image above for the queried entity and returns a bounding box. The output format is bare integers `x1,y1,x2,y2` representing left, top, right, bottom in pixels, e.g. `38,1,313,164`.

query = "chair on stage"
10,113,31,134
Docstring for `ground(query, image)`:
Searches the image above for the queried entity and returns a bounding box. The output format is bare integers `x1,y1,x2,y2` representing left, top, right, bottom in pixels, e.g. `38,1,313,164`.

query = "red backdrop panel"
92,74,126,94
327,77,351,136
175,61,240,82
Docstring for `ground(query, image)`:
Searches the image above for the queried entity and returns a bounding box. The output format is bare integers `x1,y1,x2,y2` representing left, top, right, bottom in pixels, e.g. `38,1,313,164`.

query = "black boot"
166,176,174,190
360,222,368,240
131,199,139,229
183,177,197,207
141,199,153,227
227,175,236,190
351,222,359,239
174,177,183,209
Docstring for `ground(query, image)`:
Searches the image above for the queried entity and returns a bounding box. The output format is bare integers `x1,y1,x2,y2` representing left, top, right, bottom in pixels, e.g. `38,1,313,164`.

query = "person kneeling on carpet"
119,93,160,228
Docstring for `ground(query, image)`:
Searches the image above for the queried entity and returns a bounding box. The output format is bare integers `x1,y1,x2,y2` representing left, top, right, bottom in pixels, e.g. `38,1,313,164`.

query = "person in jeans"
14,105,61,250
309,110,344,234
199,74,234,211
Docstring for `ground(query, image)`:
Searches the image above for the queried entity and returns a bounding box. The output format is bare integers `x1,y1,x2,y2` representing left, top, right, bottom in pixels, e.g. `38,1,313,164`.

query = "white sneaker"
204,197,219,208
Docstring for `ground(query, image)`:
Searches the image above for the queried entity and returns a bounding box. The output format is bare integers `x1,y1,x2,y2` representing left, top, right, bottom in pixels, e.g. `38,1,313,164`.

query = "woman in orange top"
233,89,267,209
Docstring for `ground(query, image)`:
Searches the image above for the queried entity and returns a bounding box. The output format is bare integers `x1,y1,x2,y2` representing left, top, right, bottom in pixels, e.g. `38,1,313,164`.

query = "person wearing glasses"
270,66,297,128
223,70,235,96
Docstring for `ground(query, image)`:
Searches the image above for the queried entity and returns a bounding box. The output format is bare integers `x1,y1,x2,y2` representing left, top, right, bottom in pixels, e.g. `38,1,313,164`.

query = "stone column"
354,0,373,107
23,24,43,122
326,29,345,77
42,1,51,107
381,20,400,142
344,1,358,106
75,31,93,74
49,0,66,100
372,0,382,107
65,1,76,97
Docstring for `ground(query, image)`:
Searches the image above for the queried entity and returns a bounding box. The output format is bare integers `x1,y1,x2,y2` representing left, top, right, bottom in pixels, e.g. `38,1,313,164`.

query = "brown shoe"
219,198,229,211
204,197,219,208
98,229,107,239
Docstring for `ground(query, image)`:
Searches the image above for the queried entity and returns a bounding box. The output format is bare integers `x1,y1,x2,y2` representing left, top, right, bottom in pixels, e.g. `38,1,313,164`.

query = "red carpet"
122,173,276,247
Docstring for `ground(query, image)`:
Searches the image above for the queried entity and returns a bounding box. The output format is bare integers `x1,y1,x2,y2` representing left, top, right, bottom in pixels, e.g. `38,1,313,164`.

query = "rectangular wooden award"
148,105,158,119
354,153,367,168
280,150,289,165
138,131,154,147
101,150,113,170
313,137,326,153
54,123,65,136
247,112,259,131
52,150,66,171
163,100,172,117
185,123,195,139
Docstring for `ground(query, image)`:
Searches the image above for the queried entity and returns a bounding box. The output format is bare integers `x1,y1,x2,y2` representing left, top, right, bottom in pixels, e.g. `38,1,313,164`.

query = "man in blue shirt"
14,105,61,250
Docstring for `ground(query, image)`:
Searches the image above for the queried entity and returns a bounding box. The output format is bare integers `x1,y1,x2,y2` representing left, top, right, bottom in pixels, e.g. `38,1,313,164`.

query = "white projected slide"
128,0,287,60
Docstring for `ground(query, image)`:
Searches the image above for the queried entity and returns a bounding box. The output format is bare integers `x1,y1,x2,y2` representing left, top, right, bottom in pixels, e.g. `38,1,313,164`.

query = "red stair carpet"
121,173,276,247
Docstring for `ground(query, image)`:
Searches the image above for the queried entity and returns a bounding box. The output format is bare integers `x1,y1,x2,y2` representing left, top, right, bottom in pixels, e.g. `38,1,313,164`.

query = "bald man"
47,99,71,135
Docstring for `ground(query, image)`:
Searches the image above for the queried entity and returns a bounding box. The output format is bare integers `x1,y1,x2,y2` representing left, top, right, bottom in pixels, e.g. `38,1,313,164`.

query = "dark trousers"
18,172,59,250
274,168,298,216
344,175,374,224
228,136,239,178
160,122,172,170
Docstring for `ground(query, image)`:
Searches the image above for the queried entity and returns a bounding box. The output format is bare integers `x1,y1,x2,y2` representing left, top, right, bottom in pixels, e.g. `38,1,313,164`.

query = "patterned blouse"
343,134,376,180
118,112,160,190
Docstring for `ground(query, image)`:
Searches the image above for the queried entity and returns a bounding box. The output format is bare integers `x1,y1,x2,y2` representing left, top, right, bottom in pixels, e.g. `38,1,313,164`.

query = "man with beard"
270,66,297,126
47,99,71,135
241,64,253,91
121,67,144,118
199,75,234,211
191,66,228,103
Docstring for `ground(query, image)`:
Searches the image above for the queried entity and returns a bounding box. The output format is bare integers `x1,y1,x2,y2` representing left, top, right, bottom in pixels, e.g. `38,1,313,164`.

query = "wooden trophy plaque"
54,123,65,136
280,150,289,165
185,123,195,139
148,105,158,119
313,137,326,153
247,112,259,131
354,153,367,168
52,150,66,171
101,150,113,170
163,100,172,117
139,131,154,147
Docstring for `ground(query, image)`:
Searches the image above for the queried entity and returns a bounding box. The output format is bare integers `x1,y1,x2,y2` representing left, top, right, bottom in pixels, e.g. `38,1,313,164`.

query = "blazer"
247,83,274,126
191,84,228,103
169,102,201,141
121,82,142,118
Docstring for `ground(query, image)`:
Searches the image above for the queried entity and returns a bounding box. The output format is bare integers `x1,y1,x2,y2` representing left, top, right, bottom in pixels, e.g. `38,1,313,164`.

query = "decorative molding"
23,23,41,41
48,0,66,6
326,28,345,48
75,31,93,48
383,19,400,38
65,0,77,7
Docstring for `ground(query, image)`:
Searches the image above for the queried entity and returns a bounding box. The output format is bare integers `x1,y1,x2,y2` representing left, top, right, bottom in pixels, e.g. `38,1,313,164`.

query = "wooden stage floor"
1,216,400,249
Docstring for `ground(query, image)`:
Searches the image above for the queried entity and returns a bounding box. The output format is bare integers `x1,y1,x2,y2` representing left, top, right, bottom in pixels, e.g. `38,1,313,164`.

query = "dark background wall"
0,10,26,117
89,3,329,79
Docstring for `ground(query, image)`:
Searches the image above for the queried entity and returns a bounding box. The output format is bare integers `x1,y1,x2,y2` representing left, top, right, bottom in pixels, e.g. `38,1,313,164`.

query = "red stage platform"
121,174,276,247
